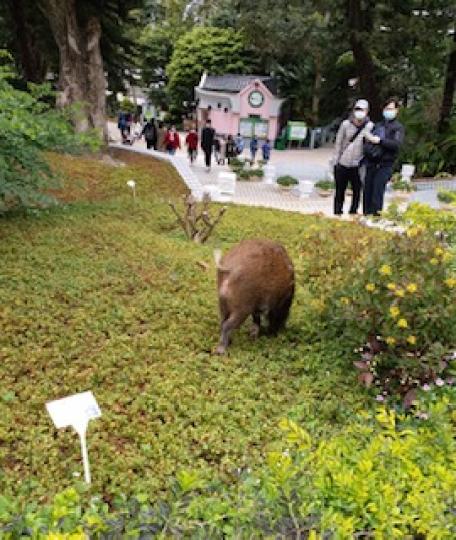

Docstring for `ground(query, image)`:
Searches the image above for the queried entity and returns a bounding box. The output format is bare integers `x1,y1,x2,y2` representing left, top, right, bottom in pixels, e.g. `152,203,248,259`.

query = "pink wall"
239,82,273,119
268,117,278,141
208,109,227,135
201,80,281,139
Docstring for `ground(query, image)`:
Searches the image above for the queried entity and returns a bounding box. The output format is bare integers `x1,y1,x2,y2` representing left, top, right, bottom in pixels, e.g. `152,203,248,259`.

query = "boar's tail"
214,249,230,273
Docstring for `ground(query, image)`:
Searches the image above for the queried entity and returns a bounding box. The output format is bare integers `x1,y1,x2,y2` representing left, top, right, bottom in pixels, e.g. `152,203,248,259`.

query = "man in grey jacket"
333,99,375,215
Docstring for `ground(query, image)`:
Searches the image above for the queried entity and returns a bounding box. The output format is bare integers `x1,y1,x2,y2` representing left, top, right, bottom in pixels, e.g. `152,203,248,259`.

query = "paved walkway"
108,123,452,216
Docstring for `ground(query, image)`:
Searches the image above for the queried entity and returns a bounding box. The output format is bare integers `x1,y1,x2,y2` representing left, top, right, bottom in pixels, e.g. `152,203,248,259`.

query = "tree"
438,29,456,133
0,52,99,211
166,26,252,114
36,0,108,136
346,0,381,120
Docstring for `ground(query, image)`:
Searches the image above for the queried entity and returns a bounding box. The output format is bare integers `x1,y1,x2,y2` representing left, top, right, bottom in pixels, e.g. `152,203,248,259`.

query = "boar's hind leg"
267,293,293,335
250,312,261,339
216,311,249,354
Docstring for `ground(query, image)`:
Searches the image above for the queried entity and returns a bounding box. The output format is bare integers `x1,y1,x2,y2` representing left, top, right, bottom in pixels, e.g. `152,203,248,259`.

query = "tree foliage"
166,26,253,114
0,54,99,211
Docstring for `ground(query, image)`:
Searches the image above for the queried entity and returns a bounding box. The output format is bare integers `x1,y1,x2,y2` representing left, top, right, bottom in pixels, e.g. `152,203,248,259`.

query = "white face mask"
354,110,367,120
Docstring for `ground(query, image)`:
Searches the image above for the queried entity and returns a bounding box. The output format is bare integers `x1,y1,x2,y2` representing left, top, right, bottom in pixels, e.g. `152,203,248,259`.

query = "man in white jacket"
333,99,375,215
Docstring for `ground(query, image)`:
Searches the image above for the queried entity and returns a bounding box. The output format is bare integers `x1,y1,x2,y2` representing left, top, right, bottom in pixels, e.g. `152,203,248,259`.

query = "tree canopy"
166,26,253,114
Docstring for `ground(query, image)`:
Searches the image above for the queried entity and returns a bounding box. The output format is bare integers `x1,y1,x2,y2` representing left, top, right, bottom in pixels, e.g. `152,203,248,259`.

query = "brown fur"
215,239,295,354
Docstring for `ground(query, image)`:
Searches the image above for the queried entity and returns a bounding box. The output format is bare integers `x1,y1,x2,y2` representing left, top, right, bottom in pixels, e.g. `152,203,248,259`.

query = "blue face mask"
383,110,397,121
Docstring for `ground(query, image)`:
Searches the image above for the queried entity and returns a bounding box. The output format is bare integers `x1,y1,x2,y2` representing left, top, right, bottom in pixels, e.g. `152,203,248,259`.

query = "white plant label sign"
46,391,101,484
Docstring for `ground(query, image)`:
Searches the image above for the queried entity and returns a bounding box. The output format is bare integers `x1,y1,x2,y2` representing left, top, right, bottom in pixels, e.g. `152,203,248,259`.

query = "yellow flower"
365,283,376,292
442,251,453,263
406,227,418,238
389,306,400,318
386,336,396,346
407,335,417,345
397,318,408,329
406,283,418,293
430,258,439,265
394,289,405,298
434,247,444,256
444,278,456,288
379,264,392,276
387,282,396,291
341,296,350,305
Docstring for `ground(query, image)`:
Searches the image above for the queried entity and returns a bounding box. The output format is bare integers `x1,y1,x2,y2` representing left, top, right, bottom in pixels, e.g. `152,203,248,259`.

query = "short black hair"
383,97,400,109
206,119,212,124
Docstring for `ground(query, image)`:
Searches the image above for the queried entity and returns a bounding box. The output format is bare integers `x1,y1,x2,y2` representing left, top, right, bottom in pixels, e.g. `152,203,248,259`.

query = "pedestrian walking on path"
250,136,258,163
262,139,271,162
157,122,166,151
201,119,216,171
185,128,198,164
363,97,405,216
226,135,236,164
142,118,157,150
333,99,374,215
235,132,244,155
164,126,181,155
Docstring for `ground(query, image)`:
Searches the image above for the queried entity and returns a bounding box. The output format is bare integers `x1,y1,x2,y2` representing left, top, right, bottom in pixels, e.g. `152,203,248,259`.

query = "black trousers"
188,148,197,162
334,164,362,214
146,139,156,149
203,148,212,167
363,164,392,215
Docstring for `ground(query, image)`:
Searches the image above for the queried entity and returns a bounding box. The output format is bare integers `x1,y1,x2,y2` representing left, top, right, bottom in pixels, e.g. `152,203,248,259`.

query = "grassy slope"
0,150,384,503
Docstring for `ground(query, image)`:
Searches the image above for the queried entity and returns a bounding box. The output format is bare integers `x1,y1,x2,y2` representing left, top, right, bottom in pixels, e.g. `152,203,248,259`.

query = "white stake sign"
46,391,101,484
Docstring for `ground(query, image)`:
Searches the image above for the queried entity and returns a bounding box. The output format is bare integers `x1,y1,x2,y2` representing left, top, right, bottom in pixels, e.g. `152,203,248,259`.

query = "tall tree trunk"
311,52,322,125
7,0,47,83
438,30,456,134
347,0,381,121
39,0,107,139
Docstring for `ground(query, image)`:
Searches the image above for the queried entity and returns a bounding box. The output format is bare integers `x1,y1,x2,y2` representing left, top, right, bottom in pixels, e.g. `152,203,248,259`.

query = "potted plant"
237,169,251,181
276,175,299,191
315,179,335,197
390,179,416,202
437,190,456,211
250,168,265,181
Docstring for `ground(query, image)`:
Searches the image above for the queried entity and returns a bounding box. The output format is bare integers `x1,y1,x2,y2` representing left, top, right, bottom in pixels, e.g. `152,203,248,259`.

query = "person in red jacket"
164,126,181,155
185,128,198,164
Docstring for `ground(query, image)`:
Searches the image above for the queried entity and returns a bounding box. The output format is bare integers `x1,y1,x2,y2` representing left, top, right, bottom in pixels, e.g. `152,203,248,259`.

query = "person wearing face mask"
332,99,374,215
363,98,405,216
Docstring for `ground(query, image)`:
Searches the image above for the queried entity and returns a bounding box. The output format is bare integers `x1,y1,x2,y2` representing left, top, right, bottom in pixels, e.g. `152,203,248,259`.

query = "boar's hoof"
214,344,227,355
249,324,260,340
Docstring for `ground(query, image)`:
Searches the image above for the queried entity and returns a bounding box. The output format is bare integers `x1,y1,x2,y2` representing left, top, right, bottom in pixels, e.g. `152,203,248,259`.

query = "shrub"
250,168,264,178
435,171,454,179
238,169,251,180
383,202,456,245
229,157,244,169
0,52,100,212
315,179,335,190
438,190,456,204
277,175,299,187
390,179,416,192
2,397,456,538
327,229,456,401
398,97,456,176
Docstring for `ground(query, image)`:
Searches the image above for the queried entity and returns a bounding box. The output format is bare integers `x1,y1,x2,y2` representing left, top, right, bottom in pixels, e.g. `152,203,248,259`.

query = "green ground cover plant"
0,151,384,506
1,151,455,538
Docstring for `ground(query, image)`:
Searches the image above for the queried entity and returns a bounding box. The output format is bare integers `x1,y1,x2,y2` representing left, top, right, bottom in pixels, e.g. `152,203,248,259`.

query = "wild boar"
214,239,295,354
